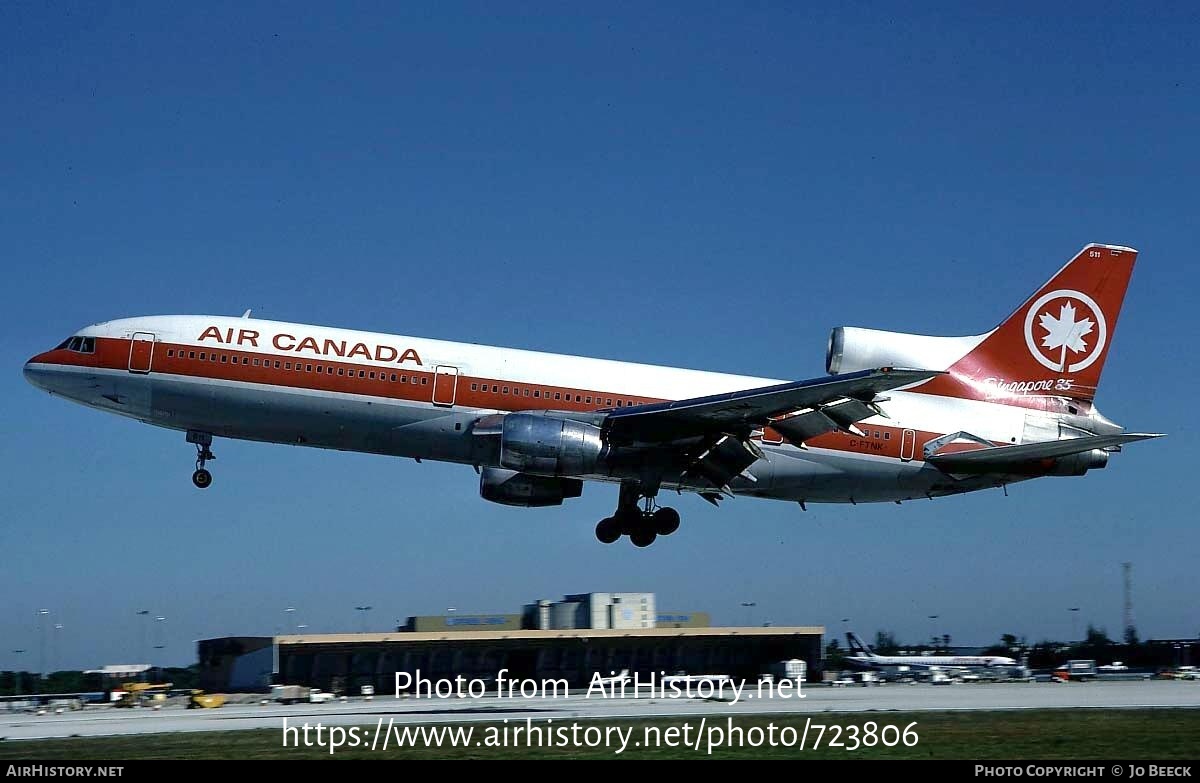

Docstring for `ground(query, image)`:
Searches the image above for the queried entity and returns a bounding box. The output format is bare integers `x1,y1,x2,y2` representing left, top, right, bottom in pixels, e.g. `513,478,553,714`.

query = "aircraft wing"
602,367,941,445
927,433,1162,471
601,367,942,494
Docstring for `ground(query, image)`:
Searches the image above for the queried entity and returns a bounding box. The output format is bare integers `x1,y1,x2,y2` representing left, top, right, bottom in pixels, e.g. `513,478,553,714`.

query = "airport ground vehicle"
1053,660,1098,682
272,684,337,703
112,682,172,707
271,684,310,704
766,658,807,683
186,691,226,709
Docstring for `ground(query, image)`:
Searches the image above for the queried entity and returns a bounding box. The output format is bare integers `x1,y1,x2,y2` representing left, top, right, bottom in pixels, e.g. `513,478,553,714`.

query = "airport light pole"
282,607,295,636
1068,607,1080,644
153,617,166,674
927,615,940,651
12,650,25,696
37,610,49,685
355,606,373,633
740,602,757,628
52,624,63,676
136,610,150,666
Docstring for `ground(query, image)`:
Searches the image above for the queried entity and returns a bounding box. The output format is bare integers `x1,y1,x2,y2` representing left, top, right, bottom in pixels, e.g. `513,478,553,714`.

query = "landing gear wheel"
187,431,216,489
652,507,680,536
192,468,213,489
615,509,641,537
629,526,657,548
595,517,621,544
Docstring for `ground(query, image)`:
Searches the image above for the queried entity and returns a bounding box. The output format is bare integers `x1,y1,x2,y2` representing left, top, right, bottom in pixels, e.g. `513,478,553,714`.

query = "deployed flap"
682,434,764,494
927,433,1162,470
603,367,941,445
770,398,878,443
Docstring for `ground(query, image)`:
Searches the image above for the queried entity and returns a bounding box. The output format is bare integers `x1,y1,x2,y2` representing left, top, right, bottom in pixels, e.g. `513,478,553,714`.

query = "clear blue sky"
2,2,1196,671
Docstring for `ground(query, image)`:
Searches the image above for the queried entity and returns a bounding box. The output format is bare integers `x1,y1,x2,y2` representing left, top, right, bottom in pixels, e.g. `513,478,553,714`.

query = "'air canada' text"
197,326,423,365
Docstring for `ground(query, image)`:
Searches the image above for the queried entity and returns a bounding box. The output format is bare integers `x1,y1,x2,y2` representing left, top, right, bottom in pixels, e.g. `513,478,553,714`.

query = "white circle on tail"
1023,289,1107,373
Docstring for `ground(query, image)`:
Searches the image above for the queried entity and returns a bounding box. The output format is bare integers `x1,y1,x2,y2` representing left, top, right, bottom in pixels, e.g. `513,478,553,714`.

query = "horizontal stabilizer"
928,433,1162,470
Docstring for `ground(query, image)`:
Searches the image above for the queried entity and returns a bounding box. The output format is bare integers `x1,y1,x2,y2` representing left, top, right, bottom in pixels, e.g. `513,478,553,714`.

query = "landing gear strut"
187,431,215,489
595,483,681,547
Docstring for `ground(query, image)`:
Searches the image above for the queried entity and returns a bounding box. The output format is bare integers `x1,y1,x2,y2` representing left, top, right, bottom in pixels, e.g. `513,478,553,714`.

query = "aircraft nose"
23,353,53,391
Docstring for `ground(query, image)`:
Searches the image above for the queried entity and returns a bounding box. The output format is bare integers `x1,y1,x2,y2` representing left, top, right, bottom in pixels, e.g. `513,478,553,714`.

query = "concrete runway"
3,680,1199,741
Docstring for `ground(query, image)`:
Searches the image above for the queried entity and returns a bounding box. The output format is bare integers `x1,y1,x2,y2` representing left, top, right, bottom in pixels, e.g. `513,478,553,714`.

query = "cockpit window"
63,336,96,354
56,338,72,350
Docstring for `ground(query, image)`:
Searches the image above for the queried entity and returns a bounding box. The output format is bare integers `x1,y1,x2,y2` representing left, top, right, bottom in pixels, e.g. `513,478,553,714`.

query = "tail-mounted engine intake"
479,467,583,507
499,413,603,477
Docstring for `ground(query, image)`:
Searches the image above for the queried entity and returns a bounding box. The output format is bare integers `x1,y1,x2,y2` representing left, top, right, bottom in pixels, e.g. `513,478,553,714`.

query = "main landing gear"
187,431,215,489
595,484,681,547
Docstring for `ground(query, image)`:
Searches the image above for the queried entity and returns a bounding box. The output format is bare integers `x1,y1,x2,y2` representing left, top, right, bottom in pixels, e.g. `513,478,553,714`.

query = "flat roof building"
198,626,824,694
197,591,821,693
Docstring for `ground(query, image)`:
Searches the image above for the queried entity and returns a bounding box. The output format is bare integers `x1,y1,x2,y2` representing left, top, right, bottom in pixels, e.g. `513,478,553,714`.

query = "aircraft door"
900,428,916,461
128,332,156,374
432,365,459,407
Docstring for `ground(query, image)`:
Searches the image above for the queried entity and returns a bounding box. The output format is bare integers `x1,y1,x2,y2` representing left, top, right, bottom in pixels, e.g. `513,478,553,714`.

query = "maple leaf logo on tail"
1021,288,1109,375
1038,300,1095,371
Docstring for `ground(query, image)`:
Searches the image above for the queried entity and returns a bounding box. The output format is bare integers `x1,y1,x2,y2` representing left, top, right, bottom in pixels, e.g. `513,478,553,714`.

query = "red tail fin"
919,243,1138,405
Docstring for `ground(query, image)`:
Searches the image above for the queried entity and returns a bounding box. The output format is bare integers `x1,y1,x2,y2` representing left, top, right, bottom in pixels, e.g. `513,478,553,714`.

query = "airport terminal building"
198,593,823,694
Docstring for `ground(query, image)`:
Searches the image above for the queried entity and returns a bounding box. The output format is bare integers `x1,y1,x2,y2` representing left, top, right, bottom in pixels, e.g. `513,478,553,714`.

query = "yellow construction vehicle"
112,681,172,707
186,690,226,709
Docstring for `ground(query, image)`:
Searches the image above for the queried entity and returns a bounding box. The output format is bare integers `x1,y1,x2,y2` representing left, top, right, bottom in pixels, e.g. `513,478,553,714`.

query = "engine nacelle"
1047,448,1109,476
499,413,603,476
479,467,583,507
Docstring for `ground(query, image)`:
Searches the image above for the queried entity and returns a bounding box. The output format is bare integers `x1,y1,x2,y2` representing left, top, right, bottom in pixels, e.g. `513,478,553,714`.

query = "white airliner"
844,633,1017,671
24,243,1160,546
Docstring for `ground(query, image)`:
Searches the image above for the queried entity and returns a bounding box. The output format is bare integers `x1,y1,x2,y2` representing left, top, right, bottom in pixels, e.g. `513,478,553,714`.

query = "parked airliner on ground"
24,243,1159,546
844,633,1018,671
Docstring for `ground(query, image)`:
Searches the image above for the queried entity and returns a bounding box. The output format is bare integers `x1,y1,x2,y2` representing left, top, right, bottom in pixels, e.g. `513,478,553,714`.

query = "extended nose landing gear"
595,484,681,547
187,431,215,489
